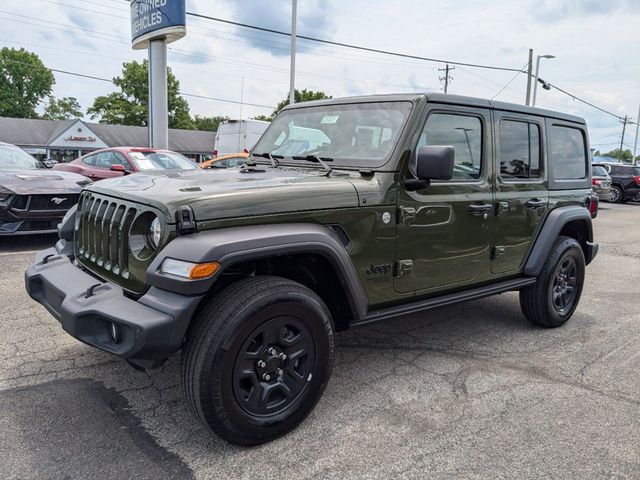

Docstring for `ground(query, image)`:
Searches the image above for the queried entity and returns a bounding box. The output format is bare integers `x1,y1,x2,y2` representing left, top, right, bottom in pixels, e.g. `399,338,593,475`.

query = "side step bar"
352,277,536,328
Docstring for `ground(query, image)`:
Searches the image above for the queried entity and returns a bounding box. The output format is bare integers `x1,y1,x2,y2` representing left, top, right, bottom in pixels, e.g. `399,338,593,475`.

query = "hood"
86,167,363,222
0,169,89,195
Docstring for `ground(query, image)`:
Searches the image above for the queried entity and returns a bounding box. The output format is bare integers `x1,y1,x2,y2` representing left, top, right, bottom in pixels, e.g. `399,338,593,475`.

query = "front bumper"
25,247,203,369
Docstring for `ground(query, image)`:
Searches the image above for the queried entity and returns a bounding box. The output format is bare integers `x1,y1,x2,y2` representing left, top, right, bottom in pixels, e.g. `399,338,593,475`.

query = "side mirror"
110,164,128,174
406,146,455,191
42,160,56,168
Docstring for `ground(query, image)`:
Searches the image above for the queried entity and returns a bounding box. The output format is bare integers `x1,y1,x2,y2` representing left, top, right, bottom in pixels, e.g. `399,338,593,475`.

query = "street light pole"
532,54,555,107
289,0,297,105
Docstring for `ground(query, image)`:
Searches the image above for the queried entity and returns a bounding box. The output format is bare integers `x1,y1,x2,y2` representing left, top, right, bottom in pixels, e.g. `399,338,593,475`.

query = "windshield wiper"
252,152,282,168
291,155,334,176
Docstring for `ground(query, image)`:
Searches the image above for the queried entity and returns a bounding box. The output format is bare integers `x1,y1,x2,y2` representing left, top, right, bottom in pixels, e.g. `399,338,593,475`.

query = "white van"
214,119,270,156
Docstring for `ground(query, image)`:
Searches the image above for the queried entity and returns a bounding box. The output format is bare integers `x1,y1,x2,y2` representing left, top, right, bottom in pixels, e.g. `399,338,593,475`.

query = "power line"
0,58,275,110
538,78,634,123
492,64,528,100
185,12,523,73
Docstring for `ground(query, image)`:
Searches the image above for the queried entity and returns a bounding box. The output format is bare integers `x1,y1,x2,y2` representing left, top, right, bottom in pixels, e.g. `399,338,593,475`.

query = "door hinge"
398,206,416,225
395,259,414,277
491,246,506,259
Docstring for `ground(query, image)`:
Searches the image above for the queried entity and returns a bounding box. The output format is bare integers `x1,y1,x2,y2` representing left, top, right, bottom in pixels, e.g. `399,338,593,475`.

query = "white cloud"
0,0,638,148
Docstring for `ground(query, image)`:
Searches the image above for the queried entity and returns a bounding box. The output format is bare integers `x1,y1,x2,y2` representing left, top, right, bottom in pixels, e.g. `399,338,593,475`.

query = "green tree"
42,96,83,120
193,115,229,132
603,148,633,163
87,60,193,129
0,48,55,118
270,89,331,118
251,114,273,122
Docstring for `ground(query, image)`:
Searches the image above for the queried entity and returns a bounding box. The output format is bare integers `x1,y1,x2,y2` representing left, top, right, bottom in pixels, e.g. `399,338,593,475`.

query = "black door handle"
525,198,546,208
467,204,493,216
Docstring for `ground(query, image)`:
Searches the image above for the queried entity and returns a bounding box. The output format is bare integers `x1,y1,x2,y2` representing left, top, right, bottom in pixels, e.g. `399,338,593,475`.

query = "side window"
82,154,97,166
113,152,132,171
499,120,541,180
549,125,587,179
94,152,114,169
417,113,482,180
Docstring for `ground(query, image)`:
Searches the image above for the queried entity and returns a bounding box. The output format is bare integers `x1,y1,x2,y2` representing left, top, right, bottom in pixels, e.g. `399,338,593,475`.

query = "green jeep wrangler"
25,93,598,445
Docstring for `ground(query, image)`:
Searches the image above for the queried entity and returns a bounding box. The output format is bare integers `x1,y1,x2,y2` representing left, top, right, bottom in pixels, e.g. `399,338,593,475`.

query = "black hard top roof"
285,92,585,125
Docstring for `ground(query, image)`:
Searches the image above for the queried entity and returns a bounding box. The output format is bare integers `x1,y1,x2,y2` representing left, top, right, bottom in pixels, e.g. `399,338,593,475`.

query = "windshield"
592,165,608,176
253,101,413,167
0,145,43,170
128,151,198,170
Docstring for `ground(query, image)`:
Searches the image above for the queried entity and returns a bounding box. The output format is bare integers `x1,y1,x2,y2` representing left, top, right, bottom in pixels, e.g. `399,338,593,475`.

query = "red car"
53,147,198,181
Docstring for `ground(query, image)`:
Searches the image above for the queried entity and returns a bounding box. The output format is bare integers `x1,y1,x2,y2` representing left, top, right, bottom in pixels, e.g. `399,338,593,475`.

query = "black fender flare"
524,206,595,277
146,223,368,319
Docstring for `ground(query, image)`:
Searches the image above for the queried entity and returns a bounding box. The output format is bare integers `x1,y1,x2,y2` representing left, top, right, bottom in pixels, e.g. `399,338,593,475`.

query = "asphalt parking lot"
0,203,638,480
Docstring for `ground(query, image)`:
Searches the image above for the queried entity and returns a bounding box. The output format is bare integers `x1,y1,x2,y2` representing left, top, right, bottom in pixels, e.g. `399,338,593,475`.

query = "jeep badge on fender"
25,93,598,446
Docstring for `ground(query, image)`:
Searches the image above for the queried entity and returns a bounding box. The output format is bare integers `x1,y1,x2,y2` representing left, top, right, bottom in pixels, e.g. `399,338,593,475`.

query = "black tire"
519,236,585,328
610,185,623,203
181,276,334,446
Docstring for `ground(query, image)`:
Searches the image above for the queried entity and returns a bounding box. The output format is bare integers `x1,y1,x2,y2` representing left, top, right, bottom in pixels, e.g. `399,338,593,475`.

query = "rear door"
491,112,548,274
394,104,494,294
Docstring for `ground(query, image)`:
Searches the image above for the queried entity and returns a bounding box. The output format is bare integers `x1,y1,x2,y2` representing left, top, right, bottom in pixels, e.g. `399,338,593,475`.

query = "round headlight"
149,217,162,248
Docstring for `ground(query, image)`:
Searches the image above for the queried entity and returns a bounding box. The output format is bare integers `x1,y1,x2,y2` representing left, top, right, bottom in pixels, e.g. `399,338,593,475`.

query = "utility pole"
620,115,628,156
525,48,533,105
438,64,454,94
289,0,297,105
633,103,640,164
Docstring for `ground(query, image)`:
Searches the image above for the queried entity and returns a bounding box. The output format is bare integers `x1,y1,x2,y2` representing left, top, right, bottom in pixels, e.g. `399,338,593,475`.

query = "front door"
395,105,494,294
491,112,548,274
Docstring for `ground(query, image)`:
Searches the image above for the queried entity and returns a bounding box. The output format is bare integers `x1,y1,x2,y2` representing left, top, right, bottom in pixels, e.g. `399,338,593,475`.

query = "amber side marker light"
160,258,220,280
189,262,220,279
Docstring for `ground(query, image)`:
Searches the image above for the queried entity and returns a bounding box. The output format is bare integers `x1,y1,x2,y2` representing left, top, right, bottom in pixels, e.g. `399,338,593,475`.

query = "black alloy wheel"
550,256,578,315
232,317,316,417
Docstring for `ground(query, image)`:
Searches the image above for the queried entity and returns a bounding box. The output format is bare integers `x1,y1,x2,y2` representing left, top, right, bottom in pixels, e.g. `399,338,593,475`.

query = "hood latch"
177,206,197,235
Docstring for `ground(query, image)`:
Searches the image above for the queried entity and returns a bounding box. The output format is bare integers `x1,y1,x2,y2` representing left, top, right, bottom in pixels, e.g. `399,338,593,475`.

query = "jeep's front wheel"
519,236,585,328
181,276,334,446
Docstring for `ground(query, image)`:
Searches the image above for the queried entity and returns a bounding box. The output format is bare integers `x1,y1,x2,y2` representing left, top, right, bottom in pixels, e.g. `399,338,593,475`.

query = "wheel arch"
524,206,595,276
147,223,369,328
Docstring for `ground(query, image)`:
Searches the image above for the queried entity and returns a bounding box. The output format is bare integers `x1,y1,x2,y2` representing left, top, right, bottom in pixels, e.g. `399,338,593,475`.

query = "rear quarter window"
549,125,587,179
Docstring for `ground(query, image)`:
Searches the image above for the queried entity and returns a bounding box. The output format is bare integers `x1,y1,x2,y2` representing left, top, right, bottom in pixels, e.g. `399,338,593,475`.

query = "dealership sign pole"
130,0,186,149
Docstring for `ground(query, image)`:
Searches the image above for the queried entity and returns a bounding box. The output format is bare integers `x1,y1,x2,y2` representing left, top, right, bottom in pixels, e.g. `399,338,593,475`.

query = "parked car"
597,162,640,203
200,152,249,169
26,93,598,445
591,164,612,201
53,147,198,181
0,142,89,235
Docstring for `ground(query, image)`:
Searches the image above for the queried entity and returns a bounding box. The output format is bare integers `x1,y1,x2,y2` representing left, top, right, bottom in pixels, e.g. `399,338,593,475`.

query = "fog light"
108,322,121,344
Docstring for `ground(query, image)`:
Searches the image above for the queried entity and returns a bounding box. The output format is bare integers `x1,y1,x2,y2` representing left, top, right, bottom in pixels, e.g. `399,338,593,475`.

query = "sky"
1,0,639,152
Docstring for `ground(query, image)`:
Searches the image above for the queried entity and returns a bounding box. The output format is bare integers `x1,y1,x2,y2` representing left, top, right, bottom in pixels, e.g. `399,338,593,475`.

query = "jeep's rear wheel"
519,236,585,328
181,276,334,446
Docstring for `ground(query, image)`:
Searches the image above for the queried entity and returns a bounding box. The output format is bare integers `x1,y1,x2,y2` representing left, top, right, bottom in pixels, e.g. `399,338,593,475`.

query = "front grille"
23,194,80,211
76,192,138,280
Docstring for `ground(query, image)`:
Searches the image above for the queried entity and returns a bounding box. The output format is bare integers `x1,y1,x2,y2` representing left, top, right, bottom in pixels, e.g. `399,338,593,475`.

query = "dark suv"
597,162,640,203
25,93,598,445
